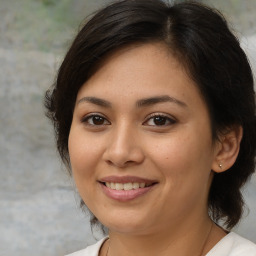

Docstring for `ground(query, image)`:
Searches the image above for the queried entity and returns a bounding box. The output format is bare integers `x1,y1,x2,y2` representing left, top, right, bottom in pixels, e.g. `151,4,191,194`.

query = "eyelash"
81,113,176,127
143,113,176,127
81,114,110,126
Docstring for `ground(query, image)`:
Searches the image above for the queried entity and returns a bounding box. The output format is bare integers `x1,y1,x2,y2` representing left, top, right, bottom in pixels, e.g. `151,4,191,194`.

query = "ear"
212,125,243,173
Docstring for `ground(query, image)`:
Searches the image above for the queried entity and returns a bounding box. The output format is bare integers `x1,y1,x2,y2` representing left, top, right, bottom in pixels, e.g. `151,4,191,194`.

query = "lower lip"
100,183,155,202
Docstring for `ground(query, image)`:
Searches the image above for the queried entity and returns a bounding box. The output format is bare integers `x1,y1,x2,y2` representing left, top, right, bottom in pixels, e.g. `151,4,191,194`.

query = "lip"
99,175,157,184
98,176,158,202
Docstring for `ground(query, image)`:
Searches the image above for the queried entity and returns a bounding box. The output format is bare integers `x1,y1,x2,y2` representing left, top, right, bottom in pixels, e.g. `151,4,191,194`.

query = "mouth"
98,176,158,201
99,175,158,190
101,181,155,190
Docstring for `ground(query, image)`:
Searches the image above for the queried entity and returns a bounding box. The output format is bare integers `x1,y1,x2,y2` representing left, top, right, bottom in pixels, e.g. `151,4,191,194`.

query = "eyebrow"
77,95,187,108
136,95,187,108
77,97,111,108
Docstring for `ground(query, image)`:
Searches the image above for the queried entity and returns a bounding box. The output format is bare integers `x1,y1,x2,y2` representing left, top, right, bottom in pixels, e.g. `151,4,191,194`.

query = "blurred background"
0,0,255,255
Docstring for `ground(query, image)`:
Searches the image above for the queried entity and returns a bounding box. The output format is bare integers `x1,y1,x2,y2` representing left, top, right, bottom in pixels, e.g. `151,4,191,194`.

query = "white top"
66,232,256,256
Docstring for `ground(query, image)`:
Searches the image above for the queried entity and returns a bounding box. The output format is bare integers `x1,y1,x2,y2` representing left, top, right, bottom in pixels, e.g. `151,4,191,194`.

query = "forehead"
87,42,183,83
77,43,202,105
94,42,180,75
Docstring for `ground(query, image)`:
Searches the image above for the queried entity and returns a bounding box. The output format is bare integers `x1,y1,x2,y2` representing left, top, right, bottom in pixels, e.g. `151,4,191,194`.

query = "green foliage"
41,0,55,6
41,0,56,6
1,0,255,54
2,0,86,53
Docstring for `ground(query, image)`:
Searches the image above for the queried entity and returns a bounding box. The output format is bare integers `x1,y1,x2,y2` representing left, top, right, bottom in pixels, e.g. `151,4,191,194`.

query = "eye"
82,114,110,126
143,114,176,126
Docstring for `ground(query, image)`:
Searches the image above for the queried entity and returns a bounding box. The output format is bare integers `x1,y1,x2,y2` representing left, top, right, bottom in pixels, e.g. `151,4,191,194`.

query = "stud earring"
219,163,223,169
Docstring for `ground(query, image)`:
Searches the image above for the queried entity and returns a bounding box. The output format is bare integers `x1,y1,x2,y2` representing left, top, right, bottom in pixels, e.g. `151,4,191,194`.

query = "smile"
99,176,158,201
105,182,151,190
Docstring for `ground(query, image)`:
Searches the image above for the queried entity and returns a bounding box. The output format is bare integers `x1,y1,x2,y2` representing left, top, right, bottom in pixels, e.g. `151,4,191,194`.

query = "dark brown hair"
45,0,256,229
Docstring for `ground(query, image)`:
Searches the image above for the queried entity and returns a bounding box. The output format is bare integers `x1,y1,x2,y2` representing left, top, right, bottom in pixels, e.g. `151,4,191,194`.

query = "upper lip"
99,175,158,184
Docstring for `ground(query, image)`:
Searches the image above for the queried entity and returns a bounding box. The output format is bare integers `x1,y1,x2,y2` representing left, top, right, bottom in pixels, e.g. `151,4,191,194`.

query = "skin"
68,43,241,255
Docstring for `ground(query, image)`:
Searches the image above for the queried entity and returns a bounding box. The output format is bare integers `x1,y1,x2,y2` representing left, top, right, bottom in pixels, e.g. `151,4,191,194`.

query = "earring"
219,163,223,169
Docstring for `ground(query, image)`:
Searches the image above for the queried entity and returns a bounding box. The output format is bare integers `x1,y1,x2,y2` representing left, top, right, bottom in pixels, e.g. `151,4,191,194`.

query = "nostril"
105,158,135,168
106,160,114,166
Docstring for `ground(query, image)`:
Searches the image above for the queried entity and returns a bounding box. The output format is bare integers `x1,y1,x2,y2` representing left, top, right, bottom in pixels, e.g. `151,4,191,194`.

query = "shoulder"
65,237,108,256
207,232,256,256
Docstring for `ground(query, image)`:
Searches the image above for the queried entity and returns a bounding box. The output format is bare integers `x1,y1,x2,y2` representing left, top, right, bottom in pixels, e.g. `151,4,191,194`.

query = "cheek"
147,134,213,216
148,135,198,167
68,129,101,203
146,131,213,184
68,127,100,179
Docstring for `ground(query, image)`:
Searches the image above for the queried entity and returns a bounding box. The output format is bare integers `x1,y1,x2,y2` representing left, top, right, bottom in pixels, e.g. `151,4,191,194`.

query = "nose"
102,124,145,168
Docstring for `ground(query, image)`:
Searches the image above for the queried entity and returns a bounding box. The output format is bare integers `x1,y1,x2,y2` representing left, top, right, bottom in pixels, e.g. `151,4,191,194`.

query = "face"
68,43,219,235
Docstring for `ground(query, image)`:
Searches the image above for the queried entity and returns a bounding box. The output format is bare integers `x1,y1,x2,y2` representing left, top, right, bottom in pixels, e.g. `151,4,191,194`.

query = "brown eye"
153,116,168,126
82,114,110,126
144,114,176,126
91,116,105,125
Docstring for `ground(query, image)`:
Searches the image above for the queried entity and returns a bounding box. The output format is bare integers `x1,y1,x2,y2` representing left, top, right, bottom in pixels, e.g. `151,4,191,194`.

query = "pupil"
93,116,104,125
154,116,166,125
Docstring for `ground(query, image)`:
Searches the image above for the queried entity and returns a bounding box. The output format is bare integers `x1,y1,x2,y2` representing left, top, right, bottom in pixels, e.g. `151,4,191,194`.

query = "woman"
45,0,256,255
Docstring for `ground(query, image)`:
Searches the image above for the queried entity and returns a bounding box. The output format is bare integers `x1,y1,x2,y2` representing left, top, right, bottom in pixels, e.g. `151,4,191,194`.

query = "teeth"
115,183,124,190
124,183,133,190
140,183,145,188
133,183,139,189
105,182,147,190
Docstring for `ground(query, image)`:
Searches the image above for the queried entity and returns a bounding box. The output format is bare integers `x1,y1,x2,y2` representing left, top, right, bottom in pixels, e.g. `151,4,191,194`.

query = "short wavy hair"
45,0,256,229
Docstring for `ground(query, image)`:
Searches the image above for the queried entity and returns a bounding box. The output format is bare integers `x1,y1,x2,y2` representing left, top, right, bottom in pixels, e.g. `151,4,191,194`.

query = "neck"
107,216,214,256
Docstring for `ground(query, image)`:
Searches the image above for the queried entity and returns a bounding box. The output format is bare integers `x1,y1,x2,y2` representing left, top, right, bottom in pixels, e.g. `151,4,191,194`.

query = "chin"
99,214,151,235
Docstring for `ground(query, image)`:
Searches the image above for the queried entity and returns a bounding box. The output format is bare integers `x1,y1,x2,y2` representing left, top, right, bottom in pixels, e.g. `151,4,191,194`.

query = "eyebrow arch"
77,97,112,108
136,95,187,108
77,95,187,108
